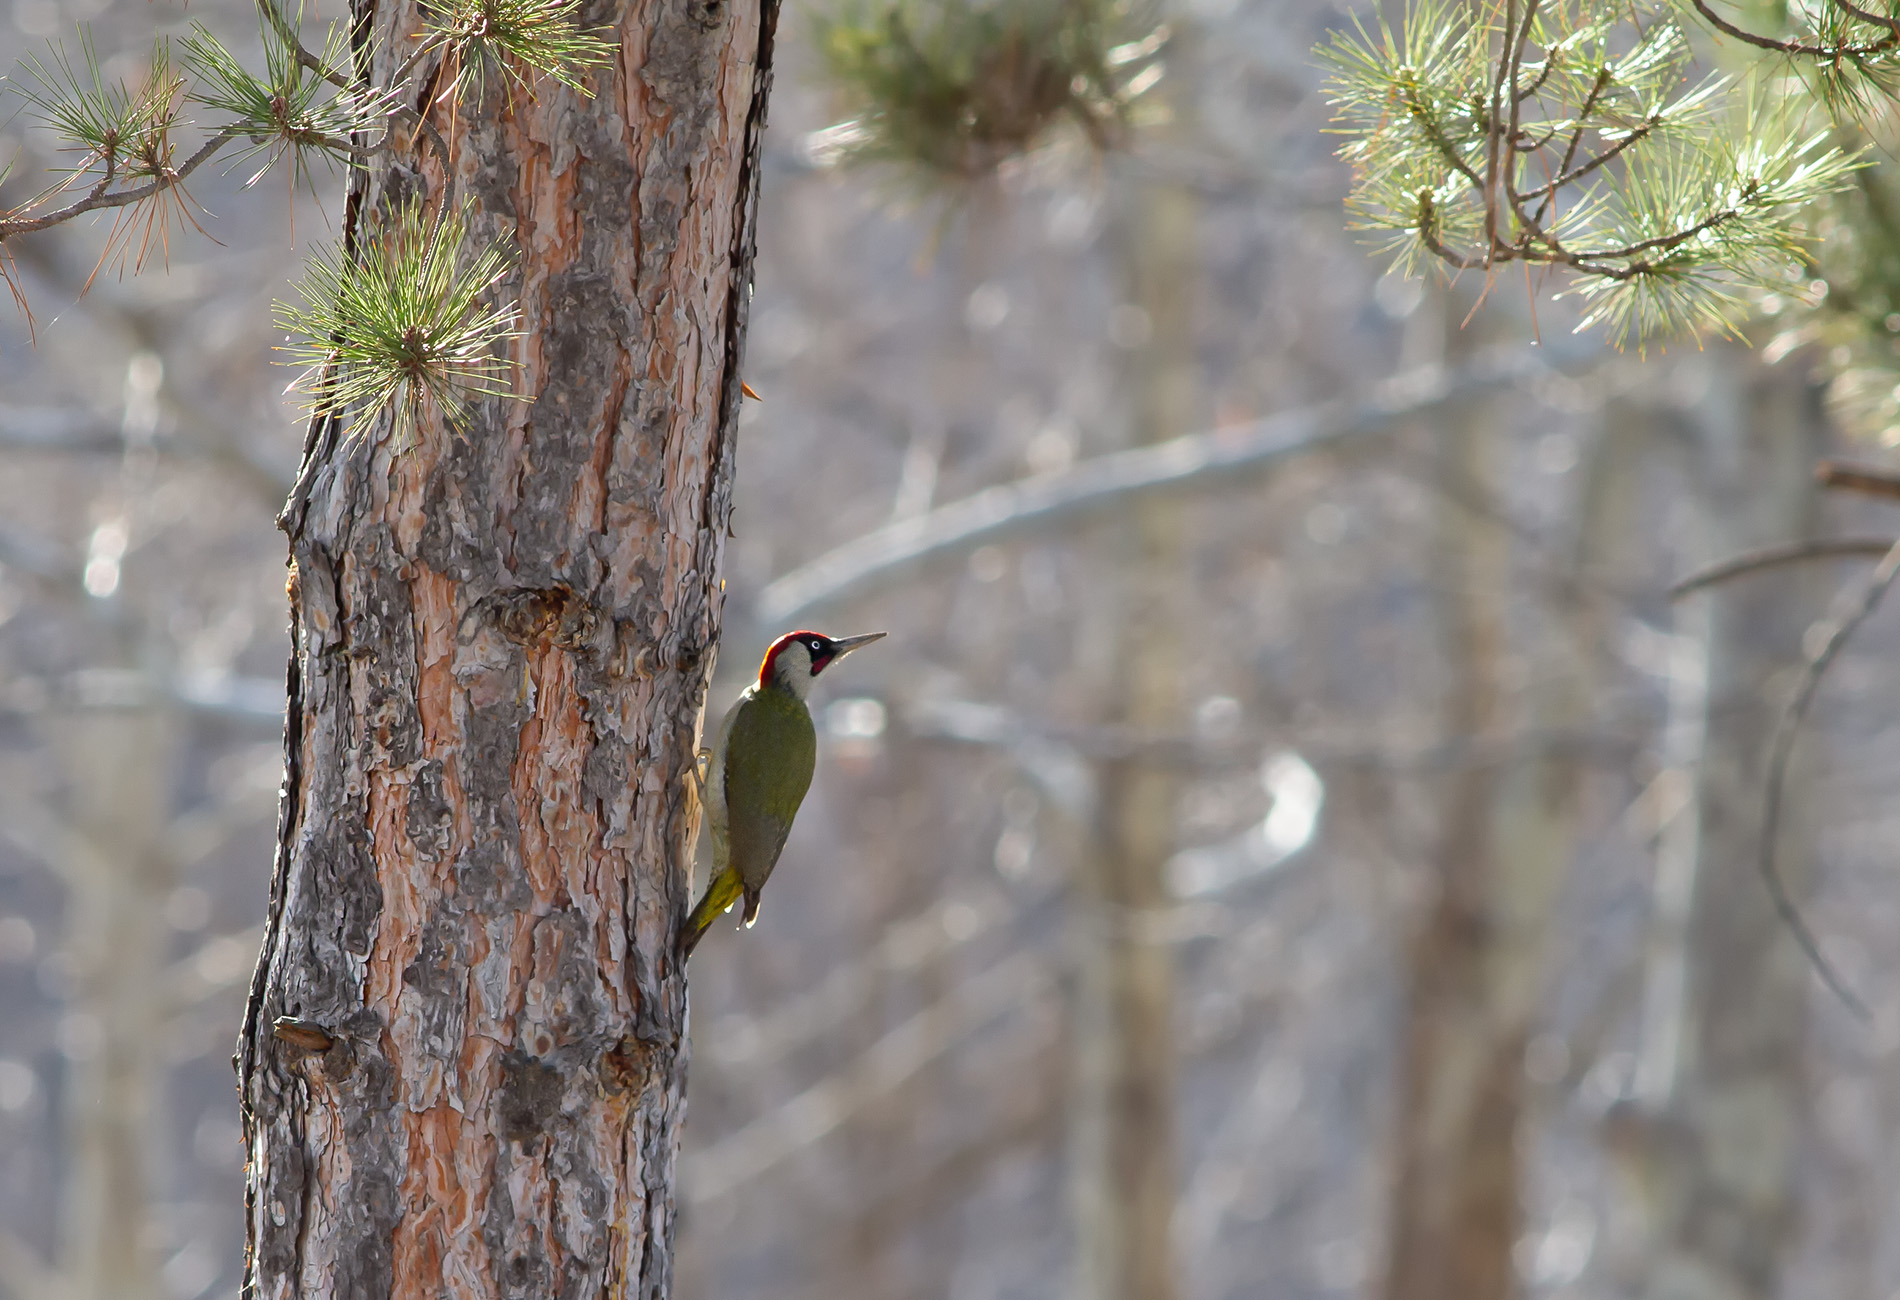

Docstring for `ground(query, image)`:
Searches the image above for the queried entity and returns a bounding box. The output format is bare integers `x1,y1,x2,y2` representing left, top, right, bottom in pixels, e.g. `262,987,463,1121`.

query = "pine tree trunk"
236,0,778,1294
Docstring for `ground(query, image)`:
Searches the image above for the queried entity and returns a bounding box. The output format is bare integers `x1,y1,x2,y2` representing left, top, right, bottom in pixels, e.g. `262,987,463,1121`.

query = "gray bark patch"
498,1051,565,1143
330,1165,399,1300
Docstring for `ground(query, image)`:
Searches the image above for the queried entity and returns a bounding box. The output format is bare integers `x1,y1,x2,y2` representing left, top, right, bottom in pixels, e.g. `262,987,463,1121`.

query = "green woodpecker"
679,628,886,956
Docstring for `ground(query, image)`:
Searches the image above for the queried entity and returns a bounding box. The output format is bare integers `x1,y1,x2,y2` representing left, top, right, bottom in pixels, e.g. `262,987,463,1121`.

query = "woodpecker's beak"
828,631,887,658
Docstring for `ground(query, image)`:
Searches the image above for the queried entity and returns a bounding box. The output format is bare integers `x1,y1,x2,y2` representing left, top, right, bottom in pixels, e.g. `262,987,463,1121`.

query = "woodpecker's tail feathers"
742,888,762,928
679,868,744,959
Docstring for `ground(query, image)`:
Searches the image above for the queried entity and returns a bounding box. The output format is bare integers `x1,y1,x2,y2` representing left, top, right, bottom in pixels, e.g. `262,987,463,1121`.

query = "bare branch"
1754,538,1900,1021
1817,457,1900,500
1687,0,1897,58
756,349,1549,626
1668,536,1900,597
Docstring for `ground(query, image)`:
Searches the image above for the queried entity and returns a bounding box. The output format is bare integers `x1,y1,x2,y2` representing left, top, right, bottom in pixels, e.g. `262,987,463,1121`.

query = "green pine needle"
181,10,391,188
814,0,1157,182
275,200,524,436
1320,0,1864,347
424,0,616,98
14,33,185,196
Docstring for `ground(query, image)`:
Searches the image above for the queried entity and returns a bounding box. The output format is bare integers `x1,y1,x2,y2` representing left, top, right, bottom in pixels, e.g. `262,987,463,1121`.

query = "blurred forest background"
4,0,1900,1298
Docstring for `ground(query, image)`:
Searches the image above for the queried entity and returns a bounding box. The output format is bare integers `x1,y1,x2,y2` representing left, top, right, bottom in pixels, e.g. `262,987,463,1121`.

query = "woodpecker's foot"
683,748,712,801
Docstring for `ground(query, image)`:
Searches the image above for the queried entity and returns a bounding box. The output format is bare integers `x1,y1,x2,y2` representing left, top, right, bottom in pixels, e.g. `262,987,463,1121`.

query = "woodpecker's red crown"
757,629,887,695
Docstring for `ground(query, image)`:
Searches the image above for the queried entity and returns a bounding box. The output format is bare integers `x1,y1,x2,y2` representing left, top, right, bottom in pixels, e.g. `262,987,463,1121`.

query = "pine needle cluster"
276,199,523,436
814,0,1163,182
1679,0,1900,118
1321,0,1863,346
1,0,615,430
179,14,389,189
12,33,203,276
424,0,617,98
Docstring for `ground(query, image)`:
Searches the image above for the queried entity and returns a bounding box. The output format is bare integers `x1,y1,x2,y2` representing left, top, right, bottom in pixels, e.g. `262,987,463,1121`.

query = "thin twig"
1834,0,1900,36
1499,0,1541,255
1537,119,1656,200
0,128,242,239
1570,208,1742,265
1531,66,1609,228
1668,537,1900,597
1817,458,1900,501
255,0,353,90
754,349,1549,626
1402,87,1486,192
1515,47,1558,103
1753,538,1900,1022
1419,199,1482,269
404,106,454,180
1482,0,1518,256
1688,0,1896,57
390,34,446,90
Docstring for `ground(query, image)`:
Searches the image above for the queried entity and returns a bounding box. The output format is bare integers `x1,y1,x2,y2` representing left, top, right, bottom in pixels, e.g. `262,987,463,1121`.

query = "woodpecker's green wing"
720,685,817,913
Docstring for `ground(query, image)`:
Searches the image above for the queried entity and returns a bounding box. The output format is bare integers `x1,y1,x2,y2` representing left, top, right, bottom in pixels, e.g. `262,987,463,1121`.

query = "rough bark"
235,0,779,1294
1611,352,1824,1300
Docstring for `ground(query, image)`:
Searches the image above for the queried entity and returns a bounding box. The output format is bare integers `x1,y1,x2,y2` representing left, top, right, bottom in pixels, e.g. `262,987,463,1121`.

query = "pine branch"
424,0,615,98
0,127,241,240
1668,536,1900,596
1687,0,1896,59
813,0,1159,184
1321,2,1865,344
275,199,523,436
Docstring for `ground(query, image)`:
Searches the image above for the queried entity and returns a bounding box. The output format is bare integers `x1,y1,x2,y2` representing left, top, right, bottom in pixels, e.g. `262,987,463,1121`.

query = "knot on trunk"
483,584,600,651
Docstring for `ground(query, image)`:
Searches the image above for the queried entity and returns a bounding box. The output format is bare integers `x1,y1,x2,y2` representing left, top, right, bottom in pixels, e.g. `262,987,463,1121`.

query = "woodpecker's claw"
684,747,713,800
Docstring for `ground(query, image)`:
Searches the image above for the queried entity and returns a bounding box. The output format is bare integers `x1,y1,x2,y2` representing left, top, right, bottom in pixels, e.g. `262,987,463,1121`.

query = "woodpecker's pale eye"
809,640,824,652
